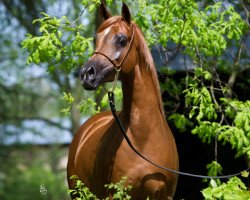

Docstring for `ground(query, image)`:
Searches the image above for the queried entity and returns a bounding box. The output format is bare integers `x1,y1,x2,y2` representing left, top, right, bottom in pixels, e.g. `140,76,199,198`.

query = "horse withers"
67,2,179,199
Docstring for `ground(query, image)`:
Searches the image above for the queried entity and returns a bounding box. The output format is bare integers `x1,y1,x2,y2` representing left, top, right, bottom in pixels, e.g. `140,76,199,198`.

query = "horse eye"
116,35,127,47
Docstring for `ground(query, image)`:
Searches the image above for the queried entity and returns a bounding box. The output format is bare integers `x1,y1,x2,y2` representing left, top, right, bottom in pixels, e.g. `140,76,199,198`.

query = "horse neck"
121,63,166,139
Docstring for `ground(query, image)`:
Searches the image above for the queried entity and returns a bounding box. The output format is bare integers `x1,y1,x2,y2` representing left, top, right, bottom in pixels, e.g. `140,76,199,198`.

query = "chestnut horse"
67,3,179,199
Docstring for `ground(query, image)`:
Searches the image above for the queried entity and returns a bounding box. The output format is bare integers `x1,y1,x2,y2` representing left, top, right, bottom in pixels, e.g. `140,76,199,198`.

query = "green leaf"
88,4,96,13
210,179,218,188
169,113,192,132
241,170,249,178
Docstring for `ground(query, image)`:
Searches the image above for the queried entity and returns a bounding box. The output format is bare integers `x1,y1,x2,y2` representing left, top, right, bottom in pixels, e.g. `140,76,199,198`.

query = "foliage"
105,177,132,200
206,161,223,185
68,176,132,200
100,85,123,110
61,92,75,115
59,85,122,116
202,177,250,200
168,113,192,132
203,161,250,199
169,73,250,158
134,1,247,57
22,12,93,74
69,175,98,200
0,147,68,200
77,96,101,115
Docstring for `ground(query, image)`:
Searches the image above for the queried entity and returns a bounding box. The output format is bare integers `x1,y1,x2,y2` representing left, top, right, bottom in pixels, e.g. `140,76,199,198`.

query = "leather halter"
93,23,135,69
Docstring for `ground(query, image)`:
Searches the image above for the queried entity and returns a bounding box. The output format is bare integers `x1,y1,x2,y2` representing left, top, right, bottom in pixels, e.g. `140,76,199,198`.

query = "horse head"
80,2,137,90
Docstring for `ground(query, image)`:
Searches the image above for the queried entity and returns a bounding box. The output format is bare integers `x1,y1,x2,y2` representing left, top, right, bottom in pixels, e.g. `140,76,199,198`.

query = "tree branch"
227,38,245,95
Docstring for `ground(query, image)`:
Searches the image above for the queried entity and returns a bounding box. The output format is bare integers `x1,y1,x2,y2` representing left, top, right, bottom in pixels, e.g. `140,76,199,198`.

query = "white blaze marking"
104,27,111,36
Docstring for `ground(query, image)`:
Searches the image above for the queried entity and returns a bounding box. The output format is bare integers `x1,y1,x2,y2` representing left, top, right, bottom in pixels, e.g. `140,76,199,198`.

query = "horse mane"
97,16,165,117
132,22,165,117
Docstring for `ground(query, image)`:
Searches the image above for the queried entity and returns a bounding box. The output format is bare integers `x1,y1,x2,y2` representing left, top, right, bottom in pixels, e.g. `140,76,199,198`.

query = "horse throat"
120,64,165,139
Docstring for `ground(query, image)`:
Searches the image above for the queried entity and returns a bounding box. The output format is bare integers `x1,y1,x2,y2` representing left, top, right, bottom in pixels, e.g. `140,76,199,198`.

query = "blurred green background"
0,1,85,199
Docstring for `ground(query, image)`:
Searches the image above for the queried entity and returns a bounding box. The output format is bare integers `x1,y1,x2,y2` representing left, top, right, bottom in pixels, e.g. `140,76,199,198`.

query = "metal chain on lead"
111,67,121,92
103,67,121,94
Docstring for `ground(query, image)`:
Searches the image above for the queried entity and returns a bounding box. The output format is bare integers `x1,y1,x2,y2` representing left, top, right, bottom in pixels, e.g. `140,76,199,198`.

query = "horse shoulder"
67,111,114,187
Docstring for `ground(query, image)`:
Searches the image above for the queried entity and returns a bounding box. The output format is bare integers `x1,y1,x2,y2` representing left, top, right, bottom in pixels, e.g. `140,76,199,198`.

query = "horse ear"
99,1,111,20
121,2,131,25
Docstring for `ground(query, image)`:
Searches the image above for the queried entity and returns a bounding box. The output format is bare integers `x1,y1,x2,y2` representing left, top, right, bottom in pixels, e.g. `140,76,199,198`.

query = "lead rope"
108,91,250,179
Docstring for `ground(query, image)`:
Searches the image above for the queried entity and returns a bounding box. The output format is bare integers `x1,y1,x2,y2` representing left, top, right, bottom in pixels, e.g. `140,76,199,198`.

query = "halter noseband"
93,23,135,70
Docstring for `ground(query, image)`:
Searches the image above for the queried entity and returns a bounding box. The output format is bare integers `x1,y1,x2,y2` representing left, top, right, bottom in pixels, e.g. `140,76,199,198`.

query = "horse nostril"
80,68,86,81
87,66,95,81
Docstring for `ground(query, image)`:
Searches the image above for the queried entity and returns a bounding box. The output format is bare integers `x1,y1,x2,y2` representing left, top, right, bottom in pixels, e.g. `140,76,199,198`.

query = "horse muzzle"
80,60,116,90
80,64,99,90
